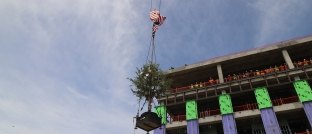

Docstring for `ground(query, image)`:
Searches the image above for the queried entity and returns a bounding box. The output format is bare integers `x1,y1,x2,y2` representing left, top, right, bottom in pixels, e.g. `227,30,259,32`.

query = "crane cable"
150,0,162,12
146,0,163,64
134,0,164,131
145,34,156,64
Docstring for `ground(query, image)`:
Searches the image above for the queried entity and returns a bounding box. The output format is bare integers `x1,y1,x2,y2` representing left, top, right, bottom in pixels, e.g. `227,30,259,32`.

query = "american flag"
149,10,166,33
155,15,166,26
150,10,160,21
152,25,159,32
149,10,166,26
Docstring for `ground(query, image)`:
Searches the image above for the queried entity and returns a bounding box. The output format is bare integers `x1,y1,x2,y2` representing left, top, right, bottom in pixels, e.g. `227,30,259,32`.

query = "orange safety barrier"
171,96,300,122
176,86,190,92
169,58,312,93
283,96,299,103
199,96,299,119
233,103,258,112
171,80,218,93
272,96,299,106
171,96,300,121
199,109,221,118
171,115,186,122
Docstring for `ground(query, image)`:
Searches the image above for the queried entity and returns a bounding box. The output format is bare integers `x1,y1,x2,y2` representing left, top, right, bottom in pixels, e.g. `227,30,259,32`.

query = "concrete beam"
166,35,312,74
167,120,187,129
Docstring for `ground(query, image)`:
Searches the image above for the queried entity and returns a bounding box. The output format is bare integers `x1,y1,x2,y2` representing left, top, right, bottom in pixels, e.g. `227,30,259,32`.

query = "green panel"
254,87,272,109
186,100,198,120
219,94,233,115
293,80,312,102
156,105,167,124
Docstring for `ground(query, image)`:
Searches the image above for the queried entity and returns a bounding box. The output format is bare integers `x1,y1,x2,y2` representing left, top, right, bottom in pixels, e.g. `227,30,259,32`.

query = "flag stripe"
150,10,160,20
149,10,166,33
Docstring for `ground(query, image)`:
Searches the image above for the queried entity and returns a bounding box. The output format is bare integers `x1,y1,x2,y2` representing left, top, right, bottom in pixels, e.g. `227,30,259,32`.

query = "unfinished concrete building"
153,35,312,134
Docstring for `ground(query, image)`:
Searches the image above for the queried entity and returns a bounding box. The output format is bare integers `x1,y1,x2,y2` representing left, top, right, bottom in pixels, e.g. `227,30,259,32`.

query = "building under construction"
154,35,312,134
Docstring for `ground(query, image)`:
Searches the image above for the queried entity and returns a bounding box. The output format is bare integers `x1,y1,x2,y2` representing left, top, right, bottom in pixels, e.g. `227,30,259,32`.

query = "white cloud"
1,0,311,134
0,0,148,134
249,0,310,46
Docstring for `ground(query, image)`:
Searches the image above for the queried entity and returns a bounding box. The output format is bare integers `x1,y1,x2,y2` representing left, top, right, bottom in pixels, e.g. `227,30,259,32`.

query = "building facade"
154,35,312,134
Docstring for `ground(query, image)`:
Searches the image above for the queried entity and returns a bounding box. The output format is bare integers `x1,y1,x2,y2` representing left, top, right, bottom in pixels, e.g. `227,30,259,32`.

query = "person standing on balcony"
274,66,279,72
303,59,309,66
256,70,260,76
209,77,214,84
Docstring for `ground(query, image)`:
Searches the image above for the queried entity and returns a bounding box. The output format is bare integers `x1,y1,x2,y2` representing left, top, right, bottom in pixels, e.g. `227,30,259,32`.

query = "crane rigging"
146,0,166,65
132,0,168,134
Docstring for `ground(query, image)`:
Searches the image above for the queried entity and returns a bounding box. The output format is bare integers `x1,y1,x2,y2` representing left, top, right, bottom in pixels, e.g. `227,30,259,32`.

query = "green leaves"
129,63,170,101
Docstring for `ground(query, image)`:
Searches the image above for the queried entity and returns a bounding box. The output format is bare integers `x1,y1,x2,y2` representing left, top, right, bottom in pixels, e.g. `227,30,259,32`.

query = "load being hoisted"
129,0,169,134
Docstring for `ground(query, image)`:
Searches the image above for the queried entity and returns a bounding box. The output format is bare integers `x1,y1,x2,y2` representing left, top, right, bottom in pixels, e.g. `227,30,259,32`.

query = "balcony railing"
162,65,311,105
169,96,299,122
171,115,186,122
233,103,258,112
199,109,221,118
169,64,312,94
272,96,299,106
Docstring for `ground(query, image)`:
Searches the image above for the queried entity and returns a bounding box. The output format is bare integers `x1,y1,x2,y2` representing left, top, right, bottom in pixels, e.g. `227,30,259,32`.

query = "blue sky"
0,0,312,134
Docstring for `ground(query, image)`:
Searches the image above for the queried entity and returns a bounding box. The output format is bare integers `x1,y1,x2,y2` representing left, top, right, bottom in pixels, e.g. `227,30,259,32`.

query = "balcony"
161,65,312,106
166,96,302,129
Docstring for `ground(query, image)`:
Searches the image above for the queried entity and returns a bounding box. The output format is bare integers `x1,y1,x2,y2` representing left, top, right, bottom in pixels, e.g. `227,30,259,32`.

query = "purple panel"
153,125,166,134
260,108,282,134
303,101,312,128
222,114,238,134
187,120,199,134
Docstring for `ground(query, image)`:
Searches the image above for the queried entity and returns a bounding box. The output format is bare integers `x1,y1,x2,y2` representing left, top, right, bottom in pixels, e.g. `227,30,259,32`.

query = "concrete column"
187,120,199,134
282,49,300,80
260,108,282,134
255,87,282,134
154,105,166,134
222,114,238,134
282,49,295,69
293,80,312,128
303,102,312,128
186,100,199,134
219,94,238,134
217,64,224,83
